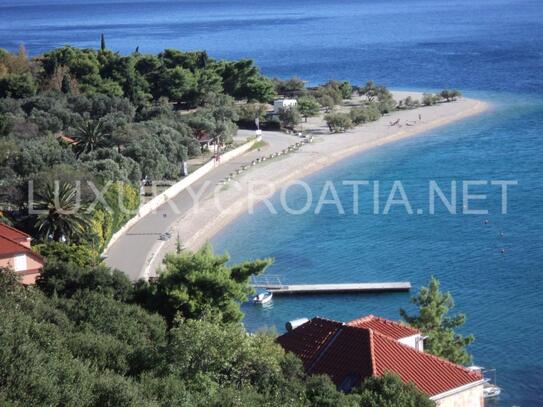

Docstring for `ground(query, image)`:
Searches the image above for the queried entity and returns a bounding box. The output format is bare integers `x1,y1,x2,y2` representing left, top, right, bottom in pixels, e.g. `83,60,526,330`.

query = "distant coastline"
153,92,489,273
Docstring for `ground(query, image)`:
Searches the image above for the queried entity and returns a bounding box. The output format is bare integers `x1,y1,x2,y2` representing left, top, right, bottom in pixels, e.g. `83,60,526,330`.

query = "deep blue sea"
2,0,543,405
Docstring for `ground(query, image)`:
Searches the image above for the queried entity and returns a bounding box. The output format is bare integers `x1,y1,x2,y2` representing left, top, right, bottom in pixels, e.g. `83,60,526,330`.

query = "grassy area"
250,140,269,151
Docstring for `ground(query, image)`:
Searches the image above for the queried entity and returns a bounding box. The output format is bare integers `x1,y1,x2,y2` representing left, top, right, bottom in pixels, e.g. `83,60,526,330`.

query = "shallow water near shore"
3,0,543,405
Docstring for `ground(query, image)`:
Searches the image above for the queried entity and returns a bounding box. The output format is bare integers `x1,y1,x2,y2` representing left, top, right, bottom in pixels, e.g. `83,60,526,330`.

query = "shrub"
324,112,353,133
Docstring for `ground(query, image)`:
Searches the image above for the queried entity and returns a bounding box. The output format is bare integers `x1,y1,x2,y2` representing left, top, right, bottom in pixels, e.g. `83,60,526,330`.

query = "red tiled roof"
54,132,77,145
348,314,420,339
0,235,29,257
277,317,482,397
0,222,30,243
0,224,43,263
276,317,342,370
371,329,482,397
308,325,374,389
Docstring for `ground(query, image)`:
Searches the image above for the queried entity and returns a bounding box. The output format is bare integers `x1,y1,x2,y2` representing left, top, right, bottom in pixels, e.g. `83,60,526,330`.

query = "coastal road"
104,130,298,281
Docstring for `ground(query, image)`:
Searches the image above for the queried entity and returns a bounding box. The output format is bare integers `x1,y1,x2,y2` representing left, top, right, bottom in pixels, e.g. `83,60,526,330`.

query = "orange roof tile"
0,222,30,243
348,314,420,339
0,235,29,257
0,224,43,264
277,317,482,397
370,329,482,397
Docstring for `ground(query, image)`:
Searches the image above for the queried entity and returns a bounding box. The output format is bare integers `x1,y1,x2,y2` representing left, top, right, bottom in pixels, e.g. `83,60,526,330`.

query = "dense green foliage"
324,112,353,133
278,106,302,129
440,89,461,102
297,95,321,122
400,276,474,365
34,241,98,267
356,373,435,407
133,244,272,325
273,76,306,97
0,45,277,248
0,256,435,406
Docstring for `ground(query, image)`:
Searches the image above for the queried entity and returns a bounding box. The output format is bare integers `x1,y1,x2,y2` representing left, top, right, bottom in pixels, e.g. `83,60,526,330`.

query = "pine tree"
100,33,106,51
400,276,474,365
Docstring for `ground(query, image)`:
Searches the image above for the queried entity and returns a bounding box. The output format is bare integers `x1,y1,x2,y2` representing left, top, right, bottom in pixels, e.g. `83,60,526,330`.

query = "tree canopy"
133,244,272,325
400,276,474,365
356,373,435,407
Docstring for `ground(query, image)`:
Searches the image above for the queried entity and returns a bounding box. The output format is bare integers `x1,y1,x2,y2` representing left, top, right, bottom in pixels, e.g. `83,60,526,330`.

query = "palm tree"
73,120,109,157
34,182,91,242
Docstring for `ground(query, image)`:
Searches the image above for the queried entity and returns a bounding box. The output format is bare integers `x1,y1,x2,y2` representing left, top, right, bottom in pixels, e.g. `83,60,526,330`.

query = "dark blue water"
2,0,543,405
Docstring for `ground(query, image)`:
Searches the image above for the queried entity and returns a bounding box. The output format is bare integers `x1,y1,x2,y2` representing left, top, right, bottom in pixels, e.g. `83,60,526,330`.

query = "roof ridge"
368,328,377,376
351,314,418,328
312,316,344,325
374,316,420,331
371,329,482,380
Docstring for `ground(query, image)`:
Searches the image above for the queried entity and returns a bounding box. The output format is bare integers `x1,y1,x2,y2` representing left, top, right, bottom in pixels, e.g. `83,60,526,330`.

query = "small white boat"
483,383,501,398
468,366,501,399
253,291,273,304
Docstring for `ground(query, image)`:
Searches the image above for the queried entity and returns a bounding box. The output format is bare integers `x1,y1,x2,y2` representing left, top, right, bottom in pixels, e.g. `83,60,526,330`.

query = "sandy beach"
151,92,489,274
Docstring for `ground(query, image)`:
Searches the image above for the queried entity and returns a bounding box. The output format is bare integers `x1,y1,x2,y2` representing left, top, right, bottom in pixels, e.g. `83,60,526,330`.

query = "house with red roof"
277,315,485,407
0,223,44,285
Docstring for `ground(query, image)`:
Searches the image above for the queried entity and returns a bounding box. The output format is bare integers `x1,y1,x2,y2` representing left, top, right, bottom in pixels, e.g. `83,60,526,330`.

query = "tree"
133,244,271,325
315,82,343,108
356,373,435,407
339,81,353,99
422,93,440,106
100,34,106,51
273,76,305,97
359,80,378,102
319,94,336,113
297,95,320,122
33,182,91,242
218,59,276,102
37,262,133,301
35,241,98,268
324,112,353,133
238,102,268,124
73,120,110,156
278,106,302,129
0,73,37,98
350,105,381,125
400,277,474,365
440,89,461,102
375,86,396,114
305,375,360,406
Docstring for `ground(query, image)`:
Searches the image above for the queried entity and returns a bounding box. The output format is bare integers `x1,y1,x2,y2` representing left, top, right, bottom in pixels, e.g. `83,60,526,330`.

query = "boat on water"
467,366,501,399
483,382,501,399
253,290,273,305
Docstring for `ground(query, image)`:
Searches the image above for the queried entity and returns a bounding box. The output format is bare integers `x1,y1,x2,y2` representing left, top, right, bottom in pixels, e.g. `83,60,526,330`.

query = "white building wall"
273,99,297,113
398,334,424,351
434,384,484,407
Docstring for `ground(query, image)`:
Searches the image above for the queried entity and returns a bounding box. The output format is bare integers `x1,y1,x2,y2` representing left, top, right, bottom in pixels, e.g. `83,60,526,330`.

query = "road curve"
105,130,299,281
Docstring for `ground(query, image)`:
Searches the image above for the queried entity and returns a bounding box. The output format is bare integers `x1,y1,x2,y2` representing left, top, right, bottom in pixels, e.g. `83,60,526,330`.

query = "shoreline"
153,93,490,273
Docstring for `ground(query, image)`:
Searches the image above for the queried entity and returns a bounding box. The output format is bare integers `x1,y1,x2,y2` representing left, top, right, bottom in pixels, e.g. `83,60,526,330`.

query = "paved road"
105,130,298,281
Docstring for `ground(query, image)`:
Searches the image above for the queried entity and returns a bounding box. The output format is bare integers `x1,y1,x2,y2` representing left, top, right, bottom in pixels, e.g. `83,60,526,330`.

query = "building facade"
0,223,43,284
278,315,484,406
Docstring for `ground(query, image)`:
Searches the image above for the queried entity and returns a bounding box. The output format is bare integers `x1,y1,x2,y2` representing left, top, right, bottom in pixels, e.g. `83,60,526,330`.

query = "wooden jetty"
251,276,411,296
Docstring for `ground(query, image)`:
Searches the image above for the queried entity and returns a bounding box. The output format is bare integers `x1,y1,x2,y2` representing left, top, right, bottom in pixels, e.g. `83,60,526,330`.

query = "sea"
1,0,542,405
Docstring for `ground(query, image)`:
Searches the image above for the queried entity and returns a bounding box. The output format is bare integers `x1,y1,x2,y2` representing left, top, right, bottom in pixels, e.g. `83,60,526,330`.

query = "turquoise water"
2,0,543,405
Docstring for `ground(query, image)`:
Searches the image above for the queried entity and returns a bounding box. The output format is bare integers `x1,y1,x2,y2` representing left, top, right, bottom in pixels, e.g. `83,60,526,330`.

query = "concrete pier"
252,282,411,295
